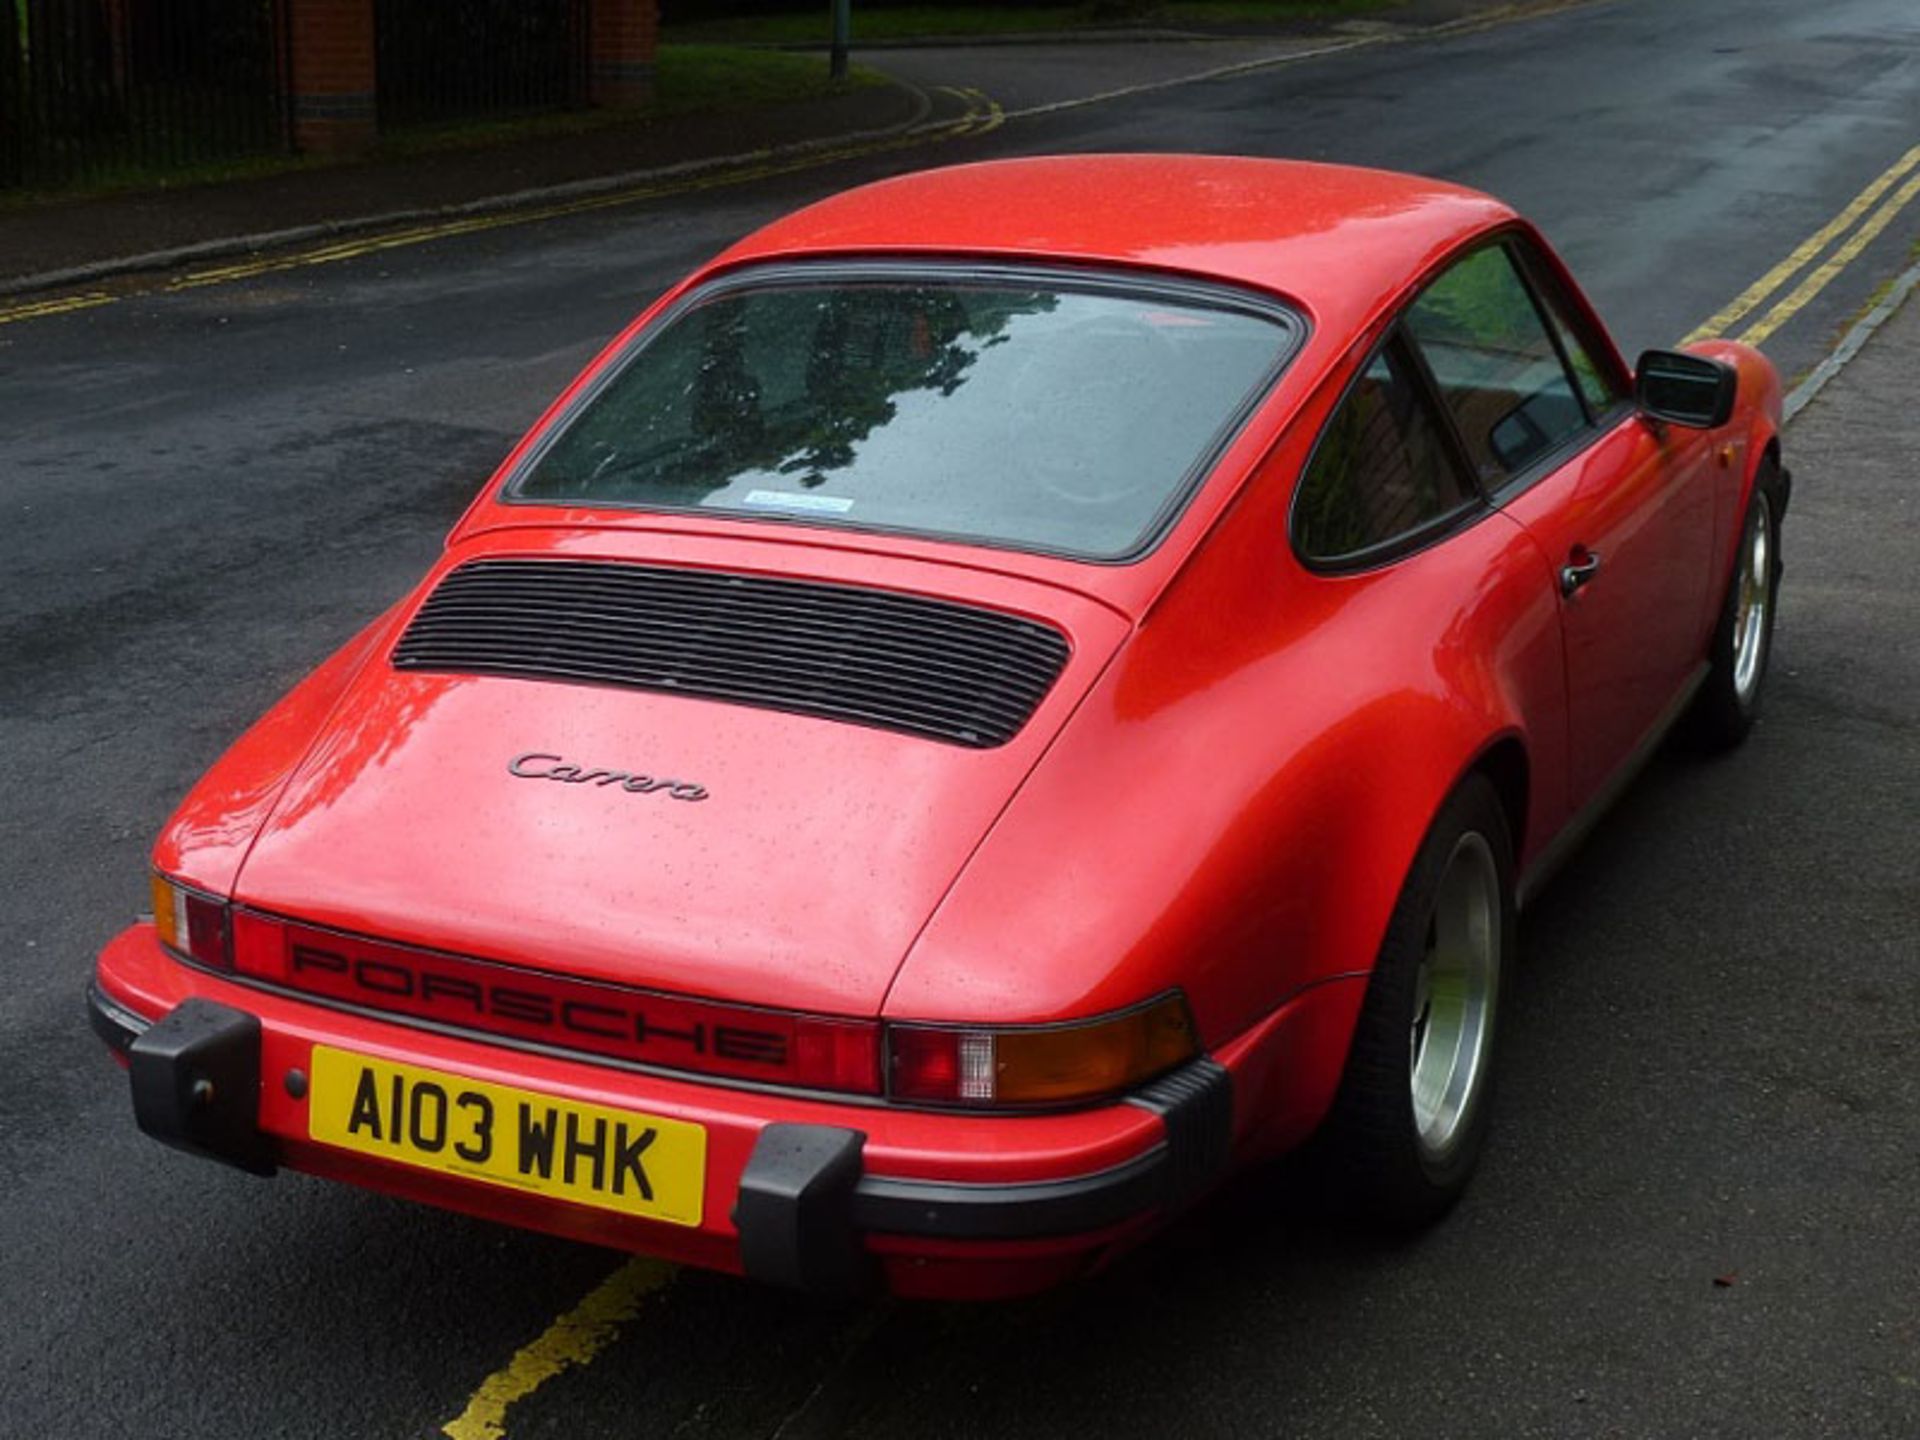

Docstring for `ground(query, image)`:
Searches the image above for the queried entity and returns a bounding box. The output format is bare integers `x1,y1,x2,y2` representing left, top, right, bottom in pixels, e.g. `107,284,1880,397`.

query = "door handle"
1560,549,1602,597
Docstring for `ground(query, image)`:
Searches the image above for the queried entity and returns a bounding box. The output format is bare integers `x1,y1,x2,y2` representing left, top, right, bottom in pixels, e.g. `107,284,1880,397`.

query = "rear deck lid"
231,546,1127,1020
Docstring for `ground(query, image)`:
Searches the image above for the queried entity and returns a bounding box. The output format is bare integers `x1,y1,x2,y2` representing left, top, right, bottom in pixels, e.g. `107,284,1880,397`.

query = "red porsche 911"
91,156,1787,1299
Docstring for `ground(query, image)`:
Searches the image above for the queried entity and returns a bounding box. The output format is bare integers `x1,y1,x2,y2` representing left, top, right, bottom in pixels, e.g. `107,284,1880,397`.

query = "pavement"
0,0,1562,291
0,82,933,288
2,0,1918,1436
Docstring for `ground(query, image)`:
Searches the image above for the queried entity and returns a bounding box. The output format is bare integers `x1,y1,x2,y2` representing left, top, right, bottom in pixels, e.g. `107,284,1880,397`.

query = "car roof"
712,154,1518,328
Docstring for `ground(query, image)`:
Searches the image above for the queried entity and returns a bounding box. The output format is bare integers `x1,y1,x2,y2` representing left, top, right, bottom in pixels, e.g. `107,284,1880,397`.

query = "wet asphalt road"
3,0,1919,1435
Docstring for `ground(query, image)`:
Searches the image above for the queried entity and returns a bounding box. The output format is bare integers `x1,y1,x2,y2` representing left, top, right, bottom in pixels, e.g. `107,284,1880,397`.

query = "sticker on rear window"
738,490,856,515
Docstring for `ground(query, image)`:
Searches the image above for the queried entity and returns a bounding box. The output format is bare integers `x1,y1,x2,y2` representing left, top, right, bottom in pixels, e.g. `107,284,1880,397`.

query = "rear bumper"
89,933,1233,1299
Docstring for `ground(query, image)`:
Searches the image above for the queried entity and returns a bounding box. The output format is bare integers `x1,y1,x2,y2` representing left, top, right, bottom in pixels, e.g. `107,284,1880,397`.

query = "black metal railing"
1,0,288,192
0,0,605,193
375,0,586,130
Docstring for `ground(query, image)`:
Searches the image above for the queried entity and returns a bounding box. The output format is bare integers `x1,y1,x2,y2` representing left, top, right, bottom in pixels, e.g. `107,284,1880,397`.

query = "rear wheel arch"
1312,768,1517,1222
1298,737,1523,1073
1329,724,1530,994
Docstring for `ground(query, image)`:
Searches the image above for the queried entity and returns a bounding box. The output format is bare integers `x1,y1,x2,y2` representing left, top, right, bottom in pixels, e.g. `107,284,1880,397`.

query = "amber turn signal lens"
150,873,180,951
889,993,1199,1107
150,873,232,970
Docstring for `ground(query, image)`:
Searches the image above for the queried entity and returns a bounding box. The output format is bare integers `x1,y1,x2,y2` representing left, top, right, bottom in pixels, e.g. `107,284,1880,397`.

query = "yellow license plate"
308,1046,706,1226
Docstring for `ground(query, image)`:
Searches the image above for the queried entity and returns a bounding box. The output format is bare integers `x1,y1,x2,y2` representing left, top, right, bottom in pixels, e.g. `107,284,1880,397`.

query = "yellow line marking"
1682,142,1920,344
0,92,995,330
1736,169,1920,347
0,289,116,323
440,1257,674,1440
956,85,1006,139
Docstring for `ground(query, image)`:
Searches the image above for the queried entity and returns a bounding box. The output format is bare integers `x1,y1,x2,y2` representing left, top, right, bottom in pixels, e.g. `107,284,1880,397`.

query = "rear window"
509,267,1299,560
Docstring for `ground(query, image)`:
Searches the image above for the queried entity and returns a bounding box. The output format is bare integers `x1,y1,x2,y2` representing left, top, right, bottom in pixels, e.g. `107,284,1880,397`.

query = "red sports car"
92,156,1787,1299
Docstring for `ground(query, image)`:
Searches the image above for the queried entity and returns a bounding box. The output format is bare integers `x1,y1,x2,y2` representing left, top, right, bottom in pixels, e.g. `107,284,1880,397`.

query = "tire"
1318,774,1516,1227
1687,461,1784,751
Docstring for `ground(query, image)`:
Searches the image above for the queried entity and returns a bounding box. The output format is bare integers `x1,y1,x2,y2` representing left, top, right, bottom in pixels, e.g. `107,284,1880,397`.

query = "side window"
1294,336,1478,564
1403,245,1589,484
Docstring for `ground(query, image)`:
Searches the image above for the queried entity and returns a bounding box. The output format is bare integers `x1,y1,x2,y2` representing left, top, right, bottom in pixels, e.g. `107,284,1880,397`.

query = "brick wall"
286,0,376,154
590,0,660,109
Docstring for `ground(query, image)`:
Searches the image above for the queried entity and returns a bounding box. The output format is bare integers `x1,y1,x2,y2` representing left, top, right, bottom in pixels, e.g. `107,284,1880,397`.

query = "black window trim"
1474,234,1638,505
1508,234,1635,406
498,256,1310,568
1287,322,1492,576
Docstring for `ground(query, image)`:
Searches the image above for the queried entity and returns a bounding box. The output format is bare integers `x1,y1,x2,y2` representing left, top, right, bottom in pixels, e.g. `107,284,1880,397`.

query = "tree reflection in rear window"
509,266,1300,560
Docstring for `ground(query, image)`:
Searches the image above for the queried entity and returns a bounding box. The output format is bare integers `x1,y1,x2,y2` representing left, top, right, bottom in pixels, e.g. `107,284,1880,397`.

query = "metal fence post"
829,0,849,80
0,0,23,187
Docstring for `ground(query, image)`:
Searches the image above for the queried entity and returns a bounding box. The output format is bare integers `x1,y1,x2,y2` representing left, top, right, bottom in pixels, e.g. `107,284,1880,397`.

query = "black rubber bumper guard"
89,986,276,1176
89,987,1233,1294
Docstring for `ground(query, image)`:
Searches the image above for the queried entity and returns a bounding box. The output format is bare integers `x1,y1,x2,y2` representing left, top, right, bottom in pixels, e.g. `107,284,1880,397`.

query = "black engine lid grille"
390,559,1071,748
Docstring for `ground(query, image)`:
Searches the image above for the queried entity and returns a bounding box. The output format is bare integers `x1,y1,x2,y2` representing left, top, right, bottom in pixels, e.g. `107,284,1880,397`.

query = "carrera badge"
508,752,708,802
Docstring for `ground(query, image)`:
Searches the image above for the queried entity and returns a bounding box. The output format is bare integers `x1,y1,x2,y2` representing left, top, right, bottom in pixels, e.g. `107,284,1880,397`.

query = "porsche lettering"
289,942,787,1067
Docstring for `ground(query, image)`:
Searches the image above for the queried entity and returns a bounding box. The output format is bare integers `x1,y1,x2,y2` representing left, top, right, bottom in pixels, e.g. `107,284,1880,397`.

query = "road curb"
0,80,936,301
681,0,1598,51
730,28,1234,51
1784,254,1920,424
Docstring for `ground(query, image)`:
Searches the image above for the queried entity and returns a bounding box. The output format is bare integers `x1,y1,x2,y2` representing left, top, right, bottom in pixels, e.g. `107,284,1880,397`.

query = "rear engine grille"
390,559,1071,748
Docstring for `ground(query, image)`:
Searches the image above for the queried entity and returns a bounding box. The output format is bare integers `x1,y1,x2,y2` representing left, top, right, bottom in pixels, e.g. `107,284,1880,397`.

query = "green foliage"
1410,247,1536,348
386,46,881,151
667,1,1393,43
651,44,883,113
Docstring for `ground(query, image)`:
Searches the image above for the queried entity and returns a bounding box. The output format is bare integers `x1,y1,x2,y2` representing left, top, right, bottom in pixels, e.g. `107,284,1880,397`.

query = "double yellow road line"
1685,141,1920,348
440,1257,673,1440
0,286,117,326
0,87,1003,331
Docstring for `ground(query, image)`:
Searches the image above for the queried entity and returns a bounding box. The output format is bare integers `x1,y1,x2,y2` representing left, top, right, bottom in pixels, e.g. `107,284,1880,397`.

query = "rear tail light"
150,874,231,971
792,1017,883,1094
888,992,1199,1108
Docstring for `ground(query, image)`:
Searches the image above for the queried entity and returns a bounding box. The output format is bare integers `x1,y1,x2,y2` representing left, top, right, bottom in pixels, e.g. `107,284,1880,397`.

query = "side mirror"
1635,349,1737,428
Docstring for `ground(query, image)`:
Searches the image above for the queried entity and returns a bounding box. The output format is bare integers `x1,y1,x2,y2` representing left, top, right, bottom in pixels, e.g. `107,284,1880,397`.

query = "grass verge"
668,0,1395,44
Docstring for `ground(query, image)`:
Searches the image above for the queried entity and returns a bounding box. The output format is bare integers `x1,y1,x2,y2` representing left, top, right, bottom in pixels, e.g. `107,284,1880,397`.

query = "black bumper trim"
850,1144,1168,1241
734,1124,872,1295
87,982,150,1055
98,991,277,1177
736,1056,1233,1291
1129,1056,1234,1203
